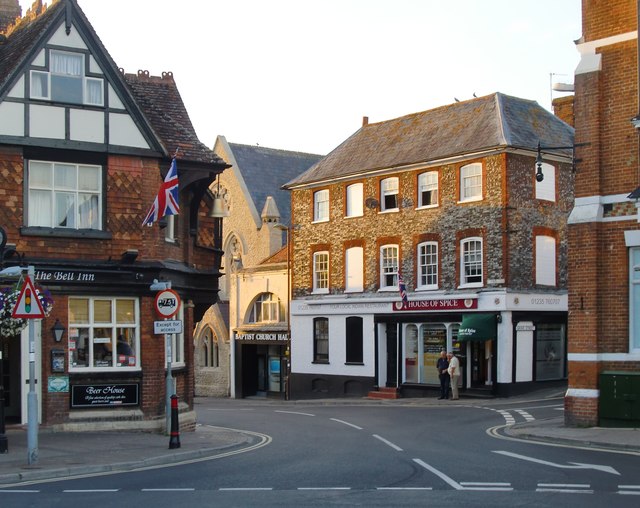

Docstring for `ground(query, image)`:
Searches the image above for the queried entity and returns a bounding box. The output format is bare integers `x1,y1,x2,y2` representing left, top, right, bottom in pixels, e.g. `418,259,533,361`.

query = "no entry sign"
154,288,181,318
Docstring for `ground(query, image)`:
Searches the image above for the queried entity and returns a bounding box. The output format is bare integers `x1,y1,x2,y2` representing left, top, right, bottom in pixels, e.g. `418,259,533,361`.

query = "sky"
19,0,582,156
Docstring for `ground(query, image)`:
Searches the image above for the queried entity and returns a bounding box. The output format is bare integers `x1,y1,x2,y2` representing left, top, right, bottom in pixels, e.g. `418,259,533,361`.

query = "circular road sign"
154,288,181,318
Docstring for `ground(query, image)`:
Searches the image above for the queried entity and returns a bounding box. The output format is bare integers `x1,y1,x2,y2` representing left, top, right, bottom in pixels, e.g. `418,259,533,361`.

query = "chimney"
552,96,575,128
0,0,20,33
362,116,369,127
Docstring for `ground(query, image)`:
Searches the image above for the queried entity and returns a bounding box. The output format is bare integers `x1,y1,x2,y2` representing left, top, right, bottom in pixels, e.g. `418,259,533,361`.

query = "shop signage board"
154,320,183,334
154,288,181,318
11,275,45,319
392,298,478,312
71,384,139,408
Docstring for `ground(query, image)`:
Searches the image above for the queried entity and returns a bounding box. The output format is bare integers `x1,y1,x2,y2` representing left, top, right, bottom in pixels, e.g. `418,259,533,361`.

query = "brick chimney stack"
0,0,21,33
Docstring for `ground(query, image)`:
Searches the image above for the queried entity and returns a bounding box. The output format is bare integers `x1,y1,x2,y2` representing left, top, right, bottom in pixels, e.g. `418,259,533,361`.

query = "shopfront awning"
458,313,497,341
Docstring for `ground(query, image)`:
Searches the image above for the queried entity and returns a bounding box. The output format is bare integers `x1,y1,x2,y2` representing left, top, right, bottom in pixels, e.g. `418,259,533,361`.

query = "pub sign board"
71,383,139,408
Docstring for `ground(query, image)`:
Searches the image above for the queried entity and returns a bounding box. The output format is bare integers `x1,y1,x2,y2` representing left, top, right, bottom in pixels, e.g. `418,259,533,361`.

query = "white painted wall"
70,109,104,143
515,323,534,382
0,102,24,136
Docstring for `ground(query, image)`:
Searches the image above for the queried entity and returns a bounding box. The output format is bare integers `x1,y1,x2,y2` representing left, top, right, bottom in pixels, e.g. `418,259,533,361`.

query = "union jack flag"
142,158,180,226
398,271,408,306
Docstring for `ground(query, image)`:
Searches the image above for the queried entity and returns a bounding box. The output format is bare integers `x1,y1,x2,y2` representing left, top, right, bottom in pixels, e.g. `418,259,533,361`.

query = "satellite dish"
365,197,379,209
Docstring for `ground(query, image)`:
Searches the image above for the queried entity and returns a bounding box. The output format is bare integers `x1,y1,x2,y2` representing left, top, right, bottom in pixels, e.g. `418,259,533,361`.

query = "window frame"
345,316,364,364
417,171,439,208
249,293,284,324
460,237,483,288
345,246,364,293
30,50,104,106
313,189,330,222
630,247,640,352
313,251,330,294
459,162,483,203
68,296,140,372
313,317,329,363
380,244,399,290
535,235,557,286
27,159,102,230
345,182,364,218
417,241,438,290
380,177,399,212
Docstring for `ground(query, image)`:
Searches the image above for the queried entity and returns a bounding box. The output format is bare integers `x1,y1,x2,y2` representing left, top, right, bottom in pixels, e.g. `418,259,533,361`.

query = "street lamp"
535,141,582,182
273,223,292,400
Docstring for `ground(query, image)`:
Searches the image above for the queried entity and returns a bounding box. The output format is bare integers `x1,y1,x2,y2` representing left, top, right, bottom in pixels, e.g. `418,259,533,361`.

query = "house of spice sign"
393,298,478,312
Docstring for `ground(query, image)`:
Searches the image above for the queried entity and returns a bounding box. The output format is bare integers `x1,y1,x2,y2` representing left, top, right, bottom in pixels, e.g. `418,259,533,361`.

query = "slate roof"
285,93,575,188
229,143,323,226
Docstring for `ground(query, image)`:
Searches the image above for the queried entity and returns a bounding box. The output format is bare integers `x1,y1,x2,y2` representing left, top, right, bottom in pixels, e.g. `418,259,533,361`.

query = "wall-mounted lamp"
121,249,138,263
51,319,66,342
535,140,584,183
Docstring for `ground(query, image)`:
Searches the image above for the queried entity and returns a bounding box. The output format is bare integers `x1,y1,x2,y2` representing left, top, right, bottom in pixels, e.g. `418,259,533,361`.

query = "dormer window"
30,50,104,106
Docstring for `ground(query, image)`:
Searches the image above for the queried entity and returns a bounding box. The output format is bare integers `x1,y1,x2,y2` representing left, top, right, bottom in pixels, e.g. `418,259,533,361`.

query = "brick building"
565,0,640,426
0,0,227,430
284,93,574,399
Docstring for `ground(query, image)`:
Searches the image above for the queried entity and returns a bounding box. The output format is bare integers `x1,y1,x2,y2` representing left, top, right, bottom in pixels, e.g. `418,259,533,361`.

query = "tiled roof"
285,93,575,187
258,245,287,265
124,72,225,165
229,143,322,226
0,1,62,90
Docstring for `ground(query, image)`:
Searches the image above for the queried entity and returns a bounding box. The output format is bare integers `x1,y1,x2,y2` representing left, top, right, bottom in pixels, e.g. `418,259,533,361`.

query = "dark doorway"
470,340,487,388
1,337,21,423
386,325,398,387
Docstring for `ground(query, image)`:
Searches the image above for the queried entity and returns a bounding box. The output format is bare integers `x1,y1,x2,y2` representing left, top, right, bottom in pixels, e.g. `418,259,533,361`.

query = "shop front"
233,330,289,399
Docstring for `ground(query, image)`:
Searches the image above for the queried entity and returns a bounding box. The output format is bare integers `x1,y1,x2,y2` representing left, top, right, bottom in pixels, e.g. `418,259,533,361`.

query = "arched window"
249,293,285,324
199,327,219,368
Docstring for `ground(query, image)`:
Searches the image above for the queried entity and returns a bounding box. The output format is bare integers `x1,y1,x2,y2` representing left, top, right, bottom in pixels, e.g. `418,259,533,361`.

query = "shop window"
405,324,419,383
345,246,363,292
249,293,284,323
68,297,139,371
345,316,363,364
380,177,399,211
460,237,483,288
313,317,329,363
535,323,565,380
535,235,556,286
459,163,482,202
417,241,438,290
535,162,556,202
30,50,104,106
346,183,363,217
630,248,640,352
313,251,329,293
380,244,399,290
421,324,447,384
27,160,102,230
313,189,329,222
418,171,438,207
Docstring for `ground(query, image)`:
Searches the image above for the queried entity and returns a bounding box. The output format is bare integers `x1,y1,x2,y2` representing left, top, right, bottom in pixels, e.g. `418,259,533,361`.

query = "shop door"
470,341,487,387
386,326,398,387
257,355,267,393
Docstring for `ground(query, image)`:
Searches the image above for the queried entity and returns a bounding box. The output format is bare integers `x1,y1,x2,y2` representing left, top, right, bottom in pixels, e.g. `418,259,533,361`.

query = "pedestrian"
436,350,449,399
447,351,460,400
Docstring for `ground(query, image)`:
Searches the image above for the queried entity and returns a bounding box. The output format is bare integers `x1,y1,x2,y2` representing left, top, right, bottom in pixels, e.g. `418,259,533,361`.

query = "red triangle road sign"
11,275,46,319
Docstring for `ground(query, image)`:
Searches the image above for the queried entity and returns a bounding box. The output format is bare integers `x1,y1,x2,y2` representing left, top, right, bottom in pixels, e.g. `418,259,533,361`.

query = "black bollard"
168,394,180,449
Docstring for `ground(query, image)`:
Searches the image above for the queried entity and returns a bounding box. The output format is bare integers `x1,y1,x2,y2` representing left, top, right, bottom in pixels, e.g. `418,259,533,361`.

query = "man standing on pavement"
436,350,449,399
447,351,460,400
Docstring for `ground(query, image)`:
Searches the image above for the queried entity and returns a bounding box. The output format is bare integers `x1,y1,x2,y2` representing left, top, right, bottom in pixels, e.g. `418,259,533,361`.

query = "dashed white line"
618,485,640,495
63,489,120,493
536,483,593,494
377,487,433,490
140,488,195,492
514,409,535,421
274,410,315,417
413,458,462,490
373,434,403,451
297,487,351,490
330,418,363,430
219,488,273,491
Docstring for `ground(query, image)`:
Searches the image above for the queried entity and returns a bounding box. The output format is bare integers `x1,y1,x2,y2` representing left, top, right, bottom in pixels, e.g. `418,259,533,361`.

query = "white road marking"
377,487,433,490
536,483,593,494
493,450,620,475
274,410,315,417
618,485,640,495
514,409,535,421
373,434,403,451
0,489,40,493
330,418,363,430
63,489,120,493
413,458,463,490
141,488,195,491
297,487,351,490
219,488,273,491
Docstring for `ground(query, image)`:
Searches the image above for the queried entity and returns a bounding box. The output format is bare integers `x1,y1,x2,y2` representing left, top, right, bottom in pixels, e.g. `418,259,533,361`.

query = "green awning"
458,313,497,341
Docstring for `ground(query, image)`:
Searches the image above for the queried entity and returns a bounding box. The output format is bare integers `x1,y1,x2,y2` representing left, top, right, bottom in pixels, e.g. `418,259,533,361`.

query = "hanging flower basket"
0,282,53,338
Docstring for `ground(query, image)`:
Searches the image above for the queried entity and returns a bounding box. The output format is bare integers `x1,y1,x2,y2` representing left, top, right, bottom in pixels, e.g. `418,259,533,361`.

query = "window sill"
312,360,330,364
457,197,483,204
345,362,364,366
458,282,483,289
312,219,330,224
378,208,399,214
312,289,329,295
378,287,398,292
21,226,112,240
416,204,439,210
416,286,439,291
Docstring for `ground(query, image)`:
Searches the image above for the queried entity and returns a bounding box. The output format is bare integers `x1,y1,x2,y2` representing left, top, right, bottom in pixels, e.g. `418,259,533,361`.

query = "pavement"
0,392,638,486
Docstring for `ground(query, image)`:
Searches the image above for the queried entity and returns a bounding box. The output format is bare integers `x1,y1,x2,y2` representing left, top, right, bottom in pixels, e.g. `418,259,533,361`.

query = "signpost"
154,288,181,434
11,270,44,465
